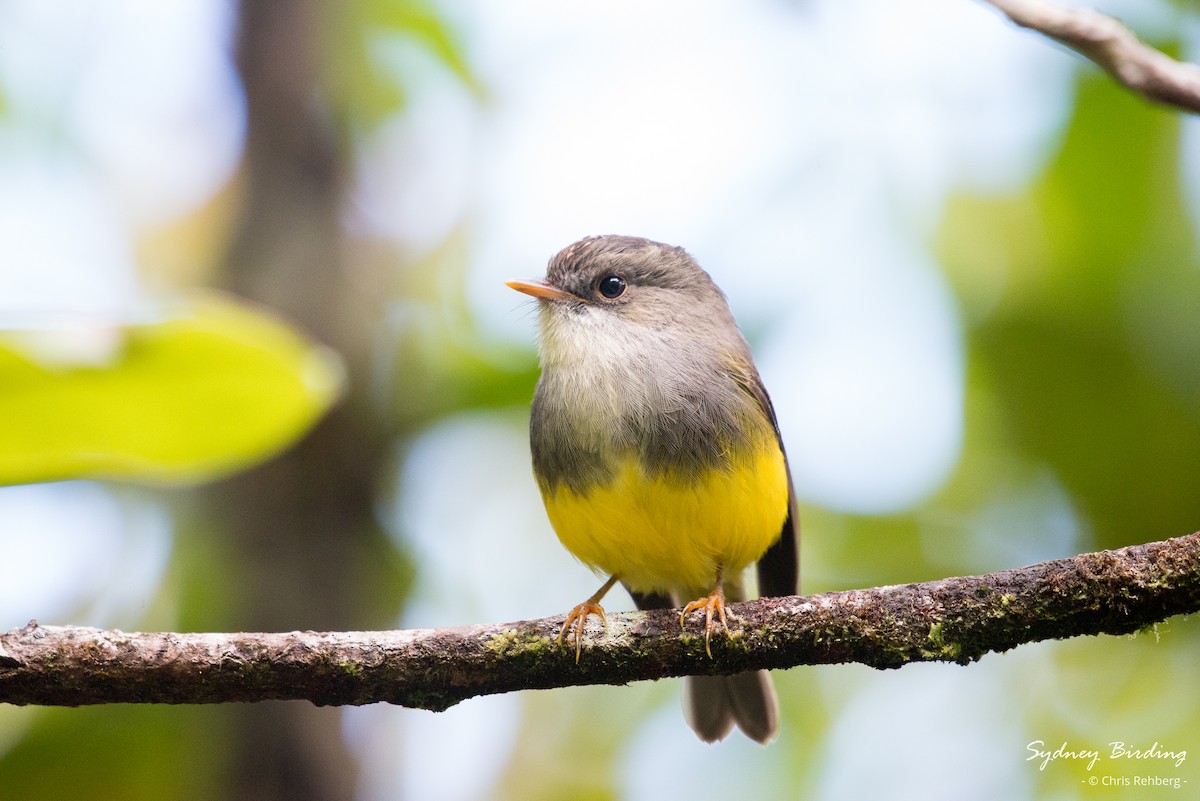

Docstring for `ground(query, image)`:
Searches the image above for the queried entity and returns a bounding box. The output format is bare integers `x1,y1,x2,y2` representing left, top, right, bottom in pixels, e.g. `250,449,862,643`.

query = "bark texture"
3,533,1196,710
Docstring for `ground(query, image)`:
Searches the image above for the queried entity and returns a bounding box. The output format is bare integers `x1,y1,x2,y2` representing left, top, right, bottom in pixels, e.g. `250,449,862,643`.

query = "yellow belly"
541,444,789,595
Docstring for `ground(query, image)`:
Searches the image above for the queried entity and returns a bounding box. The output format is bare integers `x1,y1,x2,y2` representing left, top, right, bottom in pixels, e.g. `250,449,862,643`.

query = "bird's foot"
557,600,608,663
680,587,731,658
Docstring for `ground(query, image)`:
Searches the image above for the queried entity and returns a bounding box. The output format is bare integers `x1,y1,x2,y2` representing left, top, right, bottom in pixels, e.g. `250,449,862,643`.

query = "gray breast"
529,353,753,496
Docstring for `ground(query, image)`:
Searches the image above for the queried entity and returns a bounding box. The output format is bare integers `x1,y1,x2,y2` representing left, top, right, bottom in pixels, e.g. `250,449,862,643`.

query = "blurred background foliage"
0,1,1197,800
0,291,341,485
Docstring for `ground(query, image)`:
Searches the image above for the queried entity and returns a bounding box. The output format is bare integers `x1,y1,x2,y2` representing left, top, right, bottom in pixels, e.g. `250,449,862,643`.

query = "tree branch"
1,533,1196,710
982,0,1200,113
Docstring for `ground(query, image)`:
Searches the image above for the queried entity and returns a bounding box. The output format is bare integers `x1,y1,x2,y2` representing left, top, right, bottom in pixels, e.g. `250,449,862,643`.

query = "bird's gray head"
546,235,719,315
508,235,735,334
508,235,748,373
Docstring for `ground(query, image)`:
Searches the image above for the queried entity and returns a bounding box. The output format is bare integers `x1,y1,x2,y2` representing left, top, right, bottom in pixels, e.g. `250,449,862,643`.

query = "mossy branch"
982,0,1200,114
0,533,1197,711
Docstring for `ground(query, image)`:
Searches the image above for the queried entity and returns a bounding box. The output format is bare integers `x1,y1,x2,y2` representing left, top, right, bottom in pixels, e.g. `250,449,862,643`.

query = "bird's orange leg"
680,567,731,658
558,574,620,663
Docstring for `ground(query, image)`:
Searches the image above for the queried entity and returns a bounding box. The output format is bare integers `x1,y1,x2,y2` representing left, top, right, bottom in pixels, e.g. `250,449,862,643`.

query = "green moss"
923,622,963,661
484,629,519,655
484,629,553,658
521,635,554,655
812,624,851,647
337,660,364,676
720,630,751,654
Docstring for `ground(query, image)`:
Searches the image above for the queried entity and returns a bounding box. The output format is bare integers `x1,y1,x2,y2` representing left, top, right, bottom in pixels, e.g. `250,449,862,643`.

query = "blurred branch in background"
3,533,1197,709
982,0,1200,113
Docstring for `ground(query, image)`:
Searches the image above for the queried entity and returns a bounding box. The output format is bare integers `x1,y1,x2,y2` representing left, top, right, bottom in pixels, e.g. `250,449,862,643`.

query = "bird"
507,234,798,743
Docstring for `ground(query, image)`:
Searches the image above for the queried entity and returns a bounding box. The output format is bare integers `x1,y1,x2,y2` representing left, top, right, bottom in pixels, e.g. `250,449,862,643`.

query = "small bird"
507,235,798,744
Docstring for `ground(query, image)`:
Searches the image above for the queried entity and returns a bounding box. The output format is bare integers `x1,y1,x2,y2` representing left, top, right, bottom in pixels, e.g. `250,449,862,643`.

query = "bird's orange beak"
506,278,580,302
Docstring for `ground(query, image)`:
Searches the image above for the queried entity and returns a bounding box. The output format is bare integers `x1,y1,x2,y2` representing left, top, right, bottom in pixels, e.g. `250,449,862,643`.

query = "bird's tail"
684,670,778,743
671,573,781,744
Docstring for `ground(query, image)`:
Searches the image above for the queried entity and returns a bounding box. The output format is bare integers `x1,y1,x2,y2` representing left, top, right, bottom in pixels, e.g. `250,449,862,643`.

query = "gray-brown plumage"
509,235,799,744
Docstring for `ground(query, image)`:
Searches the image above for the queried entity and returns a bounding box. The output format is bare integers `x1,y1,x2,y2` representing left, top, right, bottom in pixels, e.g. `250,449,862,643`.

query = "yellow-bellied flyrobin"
507,235,798,744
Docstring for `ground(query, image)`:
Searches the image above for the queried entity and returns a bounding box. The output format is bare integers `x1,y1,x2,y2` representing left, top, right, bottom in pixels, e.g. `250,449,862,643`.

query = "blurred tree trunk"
208,1,399,798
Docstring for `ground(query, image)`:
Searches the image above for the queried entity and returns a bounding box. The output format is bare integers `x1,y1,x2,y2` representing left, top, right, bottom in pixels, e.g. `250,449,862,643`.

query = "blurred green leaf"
0,292,343,486
325,0,479,133
390,306,540,429
382,231,541,427
0,705,228,801
369,0,476,89
938,73,1200,550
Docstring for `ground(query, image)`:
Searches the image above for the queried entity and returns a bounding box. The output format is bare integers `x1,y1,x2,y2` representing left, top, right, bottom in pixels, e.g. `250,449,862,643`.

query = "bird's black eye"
597,275,626,299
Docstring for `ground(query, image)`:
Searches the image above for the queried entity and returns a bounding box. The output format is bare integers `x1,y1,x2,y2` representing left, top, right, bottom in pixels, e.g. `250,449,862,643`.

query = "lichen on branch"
0,533,1197,710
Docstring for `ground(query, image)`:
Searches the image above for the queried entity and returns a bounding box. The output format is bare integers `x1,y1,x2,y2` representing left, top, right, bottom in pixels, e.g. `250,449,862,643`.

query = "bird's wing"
730,357,800,598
